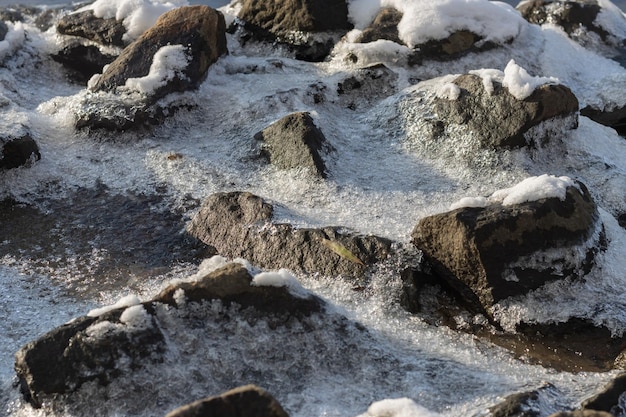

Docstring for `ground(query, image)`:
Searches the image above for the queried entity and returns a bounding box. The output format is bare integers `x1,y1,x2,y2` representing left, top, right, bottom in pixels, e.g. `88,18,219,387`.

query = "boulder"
517,1,626,49
411,180,603,314
254,112,331,178
433,73,579,148
165,385,289,417
15,263,324,408
90,5,227,100
234,0,352,61
186,192,393,278
56,10,126,47
1,132,40,170
52,42,117,83
355,7,403,45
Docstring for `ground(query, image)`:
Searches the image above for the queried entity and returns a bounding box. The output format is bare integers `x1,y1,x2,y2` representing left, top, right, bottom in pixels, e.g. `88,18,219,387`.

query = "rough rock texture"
52,42,117,83
548,411,614,417
15,263,323,408
56,10,126,47
517,0,623,47
165,385,289,417
336,63,398,109
356,7,402,45
187,192,393,278
91,6,227,100
234,0,352,61
254,112,330,177
411,182,602,314
1,133,41,170
581,373,626,414
434,74,579,148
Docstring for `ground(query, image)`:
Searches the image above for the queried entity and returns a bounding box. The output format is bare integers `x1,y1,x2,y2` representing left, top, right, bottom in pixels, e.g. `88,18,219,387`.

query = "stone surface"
434,74,579,148
52,42,117,83
165,385,289,417
581,105,626,136
15,263,323,408
187,192,393,278
254,112,330,177
91,5,227,100
411,182,602,314
356,7,402,45
581,372,626,414
410,30,497,63
0,133,41,170
336,63,398,109
488,384,558,417
548,411,614,417
57,10,126,47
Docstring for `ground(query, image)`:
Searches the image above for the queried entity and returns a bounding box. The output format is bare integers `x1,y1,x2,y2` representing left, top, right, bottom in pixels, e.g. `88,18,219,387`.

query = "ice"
0,22,26,63
359,398,441,417
88,294,141,317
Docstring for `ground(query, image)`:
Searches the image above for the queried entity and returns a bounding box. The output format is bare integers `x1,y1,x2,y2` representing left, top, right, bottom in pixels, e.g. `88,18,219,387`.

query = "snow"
468,68,505,95
125,44,190,94
596,0,626,42
251,268,309,297
88,294,142,317
436,82,461,100
502,59,559,100
119,304,152,329
0,22,26,62
450,175,577,209
359,398,441,417
81,0,188,42
347,0,525,47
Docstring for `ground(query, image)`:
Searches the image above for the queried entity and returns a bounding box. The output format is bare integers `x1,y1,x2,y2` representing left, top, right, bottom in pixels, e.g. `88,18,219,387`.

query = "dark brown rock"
411,182,602,314
186,192,393,279
57,10,126,47
581,105,626,136
165,385,289,417
90,5,227,100
1,133,40,170
254,112,330,178
548,411,614,417
434,73,579,148
52,42,117,83
356,7,402,45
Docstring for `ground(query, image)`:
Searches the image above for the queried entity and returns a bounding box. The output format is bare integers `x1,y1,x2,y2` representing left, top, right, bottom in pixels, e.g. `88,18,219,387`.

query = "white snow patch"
348,0,525,47
468,68,504,95
120,304,152,329
359,398,441,417
88,294,141,317
0,22,26,62
125,44,190,94
450,175,577,209
436,82,461,100
596,0,626,42
82,0,188,42
502,59,559,100
252,269,308,297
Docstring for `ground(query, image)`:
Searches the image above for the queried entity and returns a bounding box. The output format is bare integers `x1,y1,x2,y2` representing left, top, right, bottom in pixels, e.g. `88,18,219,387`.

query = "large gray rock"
56,10,126,47
254,112,331,178
433,74,579,148
91,5,227,100
187,192,393,278
411,181,603,314
165,385,289,417
15,263,323,408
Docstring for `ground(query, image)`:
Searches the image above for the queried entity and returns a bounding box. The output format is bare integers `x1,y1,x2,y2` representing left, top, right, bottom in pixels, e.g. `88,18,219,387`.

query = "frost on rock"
124,44,190,95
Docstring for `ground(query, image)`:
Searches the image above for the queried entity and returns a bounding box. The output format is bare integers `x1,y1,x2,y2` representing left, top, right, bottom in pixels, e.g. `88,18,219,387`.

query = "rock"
254,112,331,177
411,180,603,314
356,7,403,45
1,133,40,170
57,10,126,47
581,105,626,136
548,411,614,417
581,373,626,414
90,5,227,100
488,383,557,417
234,0,352,61
434,73,579,149
0,21,7,42
336,63,398,109
410,30,498,63
517,0,626,49
15,263,323,408
52,42,117,83
186,192,393,278
165,385,289,417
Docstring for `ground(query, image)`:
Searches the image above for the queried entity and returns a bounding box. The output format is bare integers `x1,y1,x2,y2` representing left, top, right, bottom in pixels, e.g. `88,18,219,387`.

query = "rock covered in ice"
186,191,393,278
56,10,127,47
254,112,332,178
90,5,227,100
165,384,289,417
15,263,323,408
0,127,40,170
51,41,117,83
411,177,604,314
429,66,578,148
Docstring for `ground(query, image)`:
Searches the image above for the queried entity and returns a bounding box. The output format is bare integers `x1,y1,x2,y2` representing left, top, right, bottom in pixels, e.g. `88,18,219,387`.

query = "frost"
468,68,505,95
120,305,151,329
436,82,461,100
125,45,190,94
359,398,441,417
88,294,141,317
0,22,26,62
502,60,559,100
